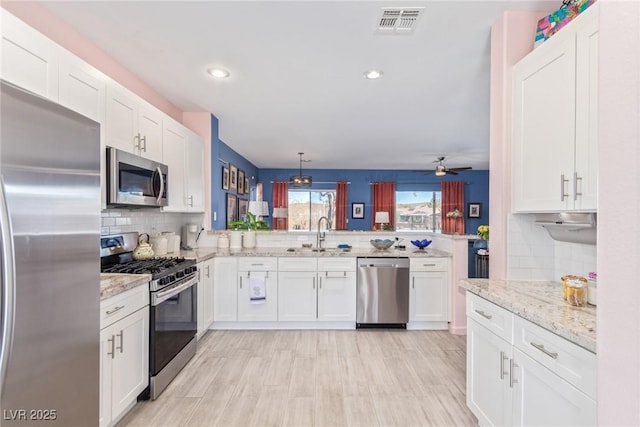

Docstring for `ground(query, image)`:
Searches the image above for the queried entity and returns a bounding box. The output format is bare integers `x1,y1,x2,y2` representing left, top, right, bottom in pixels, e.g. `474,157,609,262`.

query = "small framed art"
468,203,481,218
244,177,250,195
238,170,245,194
229,164,238,192
226,193,238,228
352,202,365,219
222,167,229,190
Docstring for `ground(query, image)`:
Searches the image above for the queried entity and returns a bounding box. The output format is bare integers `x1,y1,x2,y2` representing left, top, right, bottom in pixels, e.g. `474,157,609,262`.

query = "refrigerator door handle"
0,175,16,397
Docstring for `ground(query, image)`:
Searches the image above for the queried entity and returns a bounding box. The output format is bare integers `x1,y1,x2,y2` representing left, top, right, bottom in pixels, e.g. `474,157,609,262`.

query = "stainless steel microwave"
106,147,168,207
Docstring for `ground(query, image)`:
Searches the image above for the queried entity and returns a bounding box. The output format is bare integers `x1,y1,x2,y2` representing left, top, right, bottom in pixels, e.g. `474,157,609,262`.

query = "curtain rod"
270,181,351,184
368,181,472,185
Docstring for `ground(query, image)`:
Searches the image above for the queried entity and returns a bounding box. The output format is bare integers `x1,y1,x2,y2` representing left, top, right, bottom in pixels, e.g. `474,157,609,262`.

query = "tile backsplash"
507,214,597,281
101,208,204,236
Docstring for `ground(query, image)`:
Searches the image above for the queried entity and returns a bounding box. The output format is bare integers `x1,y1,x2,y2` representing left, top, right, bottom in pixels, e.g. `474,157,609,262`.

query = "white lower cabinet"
409,258,450,328
466,292,596,427
100,287,149,427
197,258,215,338
238,258,278,321
213,257,238,321
317,258,356,322
277,271,318,321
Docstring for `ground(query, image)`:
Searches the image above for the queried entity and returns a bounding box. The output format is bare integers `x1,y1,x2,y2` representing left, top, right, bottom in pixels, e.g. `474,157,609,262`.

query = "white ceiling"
39,0,553,171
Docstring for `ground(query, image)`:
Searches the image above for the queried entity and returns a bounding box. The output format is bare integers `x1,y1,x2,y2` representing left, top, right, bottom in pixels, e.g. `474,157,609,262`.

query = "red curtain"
371,182,395,230
272,181,288,230
441,181,465,234
335,181,348,230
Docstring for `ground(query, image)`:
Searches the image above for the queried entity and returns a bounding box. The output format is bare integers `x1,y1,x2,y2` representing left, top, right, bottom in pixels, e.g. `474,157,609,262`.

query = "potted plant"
228,212,270,249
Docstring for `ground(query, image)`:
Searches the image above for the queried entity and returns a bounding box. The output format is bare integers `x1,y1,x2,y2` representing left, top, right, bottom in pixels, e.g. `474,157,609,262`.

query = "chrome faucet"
316,216,332,250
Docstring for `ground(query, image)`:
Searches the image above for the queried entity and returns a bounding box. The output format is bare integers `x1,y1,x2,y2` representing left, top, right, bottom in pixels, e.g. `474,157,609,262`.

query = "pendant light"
289,152,312,186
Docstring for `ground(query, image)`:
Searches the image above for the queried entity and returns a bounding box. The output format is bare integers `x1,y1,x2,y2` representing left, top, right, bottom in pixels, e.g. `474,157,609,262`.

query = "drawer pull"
106,305,125,315
423,263,436,267
499,351,509,380
251,263,264,266
474,309,492,320
530,342,558,359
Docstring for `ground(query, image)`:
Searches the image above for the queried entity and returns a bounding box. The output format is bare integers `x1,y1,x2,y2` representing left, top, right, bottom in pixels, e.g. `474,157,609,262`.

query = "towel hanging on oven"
249,276,266,304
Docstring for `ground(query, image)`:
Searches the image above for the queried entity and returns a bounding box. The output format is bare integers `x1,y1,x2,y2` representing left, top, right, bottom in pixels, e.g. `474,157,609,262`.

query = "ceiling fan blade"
447,166,473,172
446,170,459,175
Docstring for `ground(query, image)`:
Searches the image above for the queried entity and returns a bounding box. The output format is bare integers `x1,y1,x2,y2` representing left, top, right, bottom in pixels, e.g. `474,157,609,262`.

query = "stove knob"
176,270,185,279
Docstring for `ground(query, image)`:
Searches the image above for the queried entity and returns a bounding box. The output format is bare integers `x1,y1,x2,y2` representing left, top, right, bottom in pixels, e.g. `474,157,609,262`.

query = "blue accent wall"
258,169,489,232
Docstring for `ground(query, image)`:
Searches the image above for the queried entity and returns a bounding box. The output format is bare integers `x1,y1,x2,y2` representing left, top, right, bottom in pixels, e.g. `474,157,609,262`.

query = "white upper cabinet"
105,83,163,163
512,5,598,212
185,130,205,212
58,51,107,123
1,10,59,101
162,119,187,211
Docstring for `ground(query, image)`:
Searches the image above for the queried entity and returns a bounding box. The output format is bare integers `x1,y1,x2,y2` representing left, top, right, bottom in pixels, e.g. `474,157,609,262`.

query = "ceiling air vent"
376,7,424,34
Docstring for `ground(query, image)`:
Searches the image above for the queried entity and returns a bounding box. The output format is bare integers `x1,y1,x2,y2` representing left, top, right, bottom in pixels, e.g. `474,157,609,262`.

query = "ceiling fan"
433,156,472,176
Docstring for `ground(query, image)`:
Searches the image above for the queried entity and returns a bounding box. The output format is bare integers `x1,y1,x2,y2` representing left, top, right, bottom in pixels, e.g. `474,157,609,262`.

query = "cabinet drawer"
100,285,149,330
410,258,449,271
278,257,318,271
513,315,596,399
238,257,277,271
466,292,513,343
317,257,356,272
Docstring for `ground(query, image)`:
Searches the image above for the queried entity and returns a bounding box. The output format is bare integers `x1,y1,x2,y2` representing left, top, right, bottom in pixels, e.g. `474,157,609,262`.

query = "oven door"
150,274,198,375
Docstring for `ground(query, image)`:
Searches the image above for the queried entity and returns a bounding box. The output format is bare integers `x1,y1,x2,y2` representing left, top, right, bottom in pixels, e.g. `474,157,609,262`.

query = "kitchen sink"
286,247,351,254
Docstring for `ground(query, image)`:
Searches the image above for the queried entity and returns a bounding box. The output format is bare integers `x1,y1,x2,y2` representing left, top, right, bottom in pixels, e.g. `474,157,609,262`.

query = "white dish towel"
249,276,266,304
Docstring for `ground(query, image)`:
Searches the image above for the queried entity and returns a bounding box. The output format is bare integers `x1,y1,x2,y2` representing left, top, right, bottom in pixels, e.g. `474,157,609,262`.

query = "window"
395,191,441,231
288,190,336,231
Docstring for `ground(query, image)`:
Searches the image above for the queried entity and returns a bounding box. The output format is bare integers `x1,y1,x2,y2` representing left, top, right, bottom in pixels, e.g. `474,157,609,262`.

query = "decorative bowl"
410,239,433,250
370,239,394,250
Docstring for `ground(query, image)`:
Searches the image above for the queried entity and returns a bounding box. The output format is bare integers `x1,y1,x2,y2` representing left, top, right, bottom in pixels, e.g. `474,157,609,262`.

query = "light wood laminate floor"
117,330,478,427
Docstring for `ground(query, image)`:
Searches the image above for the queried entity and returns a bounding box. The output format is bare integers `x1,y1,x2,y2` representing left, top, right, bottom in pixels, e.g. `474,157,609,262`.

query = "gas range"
100,232,197,291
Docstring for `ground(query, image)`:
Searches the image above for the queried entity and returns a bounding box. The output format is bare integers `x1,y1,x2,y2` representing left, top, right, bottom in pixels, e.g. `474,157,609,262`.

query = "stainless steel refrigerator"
0,81,100,426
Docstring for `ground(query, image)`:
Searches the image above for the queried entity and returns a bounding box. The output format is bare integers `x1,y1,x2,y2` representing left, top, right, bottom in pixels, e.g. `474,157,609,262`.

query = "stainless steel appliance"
181,223,201,250
0,81,100,426
356,257,410,328
100,232,197,400
106,147,168,208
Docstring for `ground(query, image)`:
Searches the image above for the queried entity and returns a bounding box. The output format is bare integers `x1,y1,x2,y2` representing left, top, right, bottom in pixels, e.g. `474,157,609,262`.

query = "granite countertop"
459,278,596,353
179,246,450,263
100,273,151,301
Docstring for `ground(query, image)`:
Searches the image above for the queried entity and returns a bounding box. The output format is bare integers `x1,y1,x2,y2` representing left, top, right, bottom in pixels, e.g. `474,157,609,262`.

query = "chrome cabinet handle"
116,330,124,353
106,305,125,315
140,135,147,152
560,174,569,201
509,359,518,388
574,172,583,201
412,277,415,289
423,263,436,267
134,133,141,150
240,276,242,289
205,265,210,278
530,342,558,359
107,336,115,359
474,309,492,320
500,351,509,380
188,195,194,207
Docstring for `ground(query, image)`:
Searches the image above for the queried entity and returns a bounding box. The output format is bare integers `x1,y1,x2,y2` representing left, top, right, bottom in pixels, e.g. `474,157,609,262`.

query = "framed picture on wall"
352,202,365,219
229,164,238,192
244,177,250,195
222,166,229,190
238,170,245,194
226,193,238,228
468,202,481,218
238,199,248,220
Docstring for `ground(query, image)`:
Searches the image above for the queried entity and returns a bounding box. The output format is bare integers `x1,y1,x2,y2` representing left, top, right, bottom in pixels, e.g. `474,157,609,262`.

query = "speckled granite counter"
459,278,596,353
100,273,151,301
179,246,450,262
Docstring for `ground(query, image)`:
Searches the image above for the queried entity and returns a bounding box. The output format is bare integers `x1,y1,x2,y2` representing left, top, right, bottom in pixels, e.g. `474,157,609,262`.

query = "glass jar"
566,279,587,307
561,275,587,301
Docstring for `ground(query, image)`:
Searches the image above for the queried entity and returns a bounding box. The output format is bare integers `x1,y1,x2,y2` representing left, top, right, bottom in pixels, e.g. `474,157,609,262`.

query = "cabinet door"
106,86,138,153
110,307,149,423
99,328,113,427
467,319,512,427
238,271,278,321
138,106,163,163
202,259,215,333
278,271,317,321
58,52,106,123
213,258,238,321
186,132,205,212
1,10,59,101
317,272,356,321
574,10,599,211
411,271,449,322
511,348,596,426
162,123,187,211
512,30,576,212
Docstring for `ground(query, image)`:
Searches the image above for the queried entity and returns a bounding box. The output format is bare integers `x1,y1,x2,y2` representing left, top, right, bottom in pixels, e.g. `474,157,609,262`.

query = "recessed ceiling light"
364,69,383,79
207,67,230,79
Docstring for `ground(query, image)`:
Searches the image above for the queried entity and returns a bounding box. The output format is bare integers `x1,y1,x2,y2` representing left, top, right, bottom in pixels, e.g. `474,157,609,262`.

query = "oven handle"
152,273,198,306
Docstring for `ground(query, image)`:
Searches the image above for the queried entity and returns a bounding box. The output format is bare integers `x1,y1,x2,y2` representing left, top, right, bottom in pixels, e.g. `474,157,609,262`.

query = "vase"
473,238,488,250
230,231,243,250
243,230,256,249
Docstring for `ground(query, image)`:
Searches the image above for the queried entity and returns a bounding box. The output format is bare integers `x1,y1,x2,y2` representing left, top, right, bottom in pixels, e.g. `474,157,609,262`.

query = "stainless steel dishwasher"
356,257,410,328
